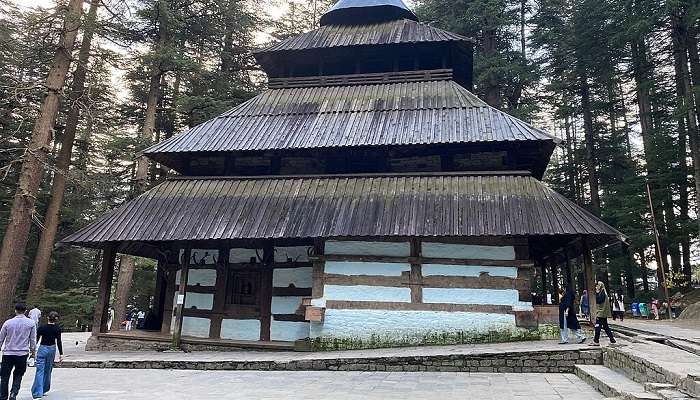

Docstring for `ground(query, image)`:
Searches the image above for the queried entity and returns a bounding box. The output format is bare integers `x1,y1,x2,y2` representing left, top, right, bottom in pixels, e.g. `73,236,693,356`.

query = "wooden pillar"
92,245,116,334
209,247,229,339
564,251,573,289
311,239,325,299
160,265,176,334
152,260,166,320
550,257,560,304
259,243,273,342
582,239,596,323
539,259,548,304
171,247,191,349
409,239,423,303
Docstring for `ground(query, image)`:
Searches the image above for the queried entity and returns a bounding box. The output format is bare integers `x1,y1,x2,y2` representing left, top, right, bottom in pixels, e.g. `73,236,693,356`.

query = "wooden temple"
61,0,624,351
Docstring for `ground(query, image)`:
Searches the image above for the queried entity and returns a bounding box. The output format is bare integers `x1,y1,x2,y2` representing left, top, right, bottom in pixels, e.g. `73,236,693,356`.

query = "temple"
61,0,624,351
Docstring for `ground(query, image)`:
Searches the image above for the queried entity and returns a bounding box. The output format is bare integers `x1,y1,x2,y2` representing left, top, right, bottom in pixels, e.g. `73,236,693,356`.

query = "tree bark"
579,74,601,216
111,256,135,331
27,0,101,304
0,0,83,318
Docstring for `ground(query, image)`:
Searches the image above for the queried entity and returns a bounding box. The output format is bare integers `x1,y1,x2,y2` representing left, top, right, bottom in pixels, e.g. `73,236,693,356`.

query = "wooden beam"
312,254,532,267
92,245,116,334
325,300,513,314
171,247,191,349
582,239,596,324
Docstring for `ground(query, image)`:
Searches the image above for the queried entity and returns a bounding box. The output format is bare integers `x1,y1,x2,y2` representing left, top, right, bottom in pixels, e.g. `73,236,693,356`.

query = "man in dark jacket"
559,286,586,344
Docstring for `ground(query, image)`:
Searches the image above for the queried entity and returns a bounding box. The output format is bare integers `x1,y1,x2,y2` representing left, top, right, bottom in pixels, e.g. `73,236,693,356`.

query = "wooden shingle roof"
143,80,559,157
255,19,470,55
61,172,623,247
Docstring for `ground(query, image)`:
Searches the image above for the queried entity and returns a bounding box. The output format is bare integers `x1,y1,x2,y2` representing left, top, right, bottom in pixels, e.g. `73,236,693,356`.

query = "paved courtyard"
13,369,603,400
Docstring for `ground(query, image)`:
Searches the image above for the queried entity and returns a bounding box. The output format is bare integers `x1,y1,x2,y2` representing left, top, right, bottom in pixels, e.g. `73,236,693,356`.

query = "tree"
27,0,102,304
0,0,83,317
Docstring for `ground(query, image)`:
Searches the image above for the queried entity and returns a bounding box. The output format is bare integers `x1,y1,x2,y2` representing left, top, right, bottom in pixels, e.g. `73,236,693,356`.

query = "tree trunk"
27,0,100,304
134,1,168,192
564,114,577,199
639,250,649,292
687,29,700,130
579,74,601,216
111,256,135,331
0,0,83,317
483,28,500,108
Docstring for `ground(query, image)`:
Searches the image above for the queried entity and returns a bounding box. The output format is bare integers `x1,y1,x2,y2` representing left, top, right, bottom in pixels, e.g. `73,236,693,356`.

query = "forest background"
0,0,699,328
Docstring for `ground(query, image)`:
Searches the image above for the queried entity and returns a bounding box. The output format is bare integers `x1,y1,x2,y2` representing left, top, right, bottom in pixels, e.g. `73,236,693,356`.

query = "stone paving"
612,319,700,344
13,369,604,400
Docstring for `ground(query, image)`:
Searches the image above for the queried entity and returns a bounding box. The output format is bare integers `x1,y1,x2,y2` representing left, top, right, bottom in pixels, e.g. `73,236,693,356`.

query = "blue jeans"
31,345,56,398
560,317,586,343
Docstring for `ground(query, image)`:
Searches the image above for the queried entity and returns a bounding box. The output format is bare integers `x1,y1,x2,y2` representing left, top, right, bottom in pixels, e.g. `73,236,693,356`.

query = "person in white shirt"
106,307,115,331
136,310,145,329
27,307,41,329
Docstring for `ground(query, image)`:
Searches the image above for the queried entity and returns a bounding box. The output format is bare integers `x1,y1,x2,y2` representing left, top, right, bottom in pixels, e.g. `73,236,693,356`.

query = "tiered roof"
62,172,622,246
61,0,623,256
144,80,558,160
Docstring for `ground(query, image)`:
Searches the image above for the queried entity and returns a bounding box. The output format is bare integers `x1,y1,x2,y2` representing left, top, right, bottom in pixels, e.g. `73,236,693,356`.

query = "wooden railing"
268,69,453,89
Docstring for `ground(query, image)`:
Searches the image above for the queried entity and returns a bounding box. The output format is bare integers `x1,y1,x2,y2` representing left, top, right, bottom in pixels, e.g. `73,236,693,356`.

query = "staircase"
574,332,700,399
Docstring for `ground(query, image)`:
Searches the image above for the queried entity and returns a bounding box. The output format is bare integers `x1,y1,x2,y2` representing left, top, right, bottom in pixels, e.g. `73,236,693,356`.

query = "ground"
14,370,603,400
9,319,700,399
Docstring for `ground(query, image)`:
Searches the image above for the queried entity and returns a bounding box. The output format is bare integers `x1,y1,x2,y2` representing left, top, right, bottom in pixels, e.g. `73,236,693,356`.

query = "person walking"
651,298,660,320
31,311,63,399
106,307,114,331
589,282,617,347
580,290,589,319
27,307,41,331
612,291,625,321
0,303,37,400
559,286,586,344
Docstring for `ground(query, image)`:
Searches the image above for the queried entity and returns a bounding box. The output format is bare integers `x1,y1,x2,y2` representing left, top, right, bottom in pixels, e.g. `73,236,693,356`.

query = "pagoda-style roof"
143,80,559,162
256,19,470,55
320,0,417,26
61,172,623,254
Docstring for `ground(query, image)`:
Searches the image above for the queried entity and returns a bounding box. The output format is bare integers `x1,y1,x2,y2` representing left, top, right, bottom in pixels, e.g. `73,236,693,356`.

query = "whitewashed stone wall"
311,240,528,342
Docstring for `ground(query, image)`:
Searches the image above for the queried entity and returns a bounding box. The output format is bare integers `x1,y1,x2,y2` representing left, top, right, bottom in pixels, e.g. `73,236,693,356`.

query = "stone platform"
58,339,602,373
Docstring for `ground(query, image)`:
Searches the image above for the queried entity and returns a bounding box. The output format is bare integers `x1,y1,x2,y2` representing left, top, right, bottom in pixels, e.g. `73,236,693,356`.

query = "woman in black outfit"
31,311,63,399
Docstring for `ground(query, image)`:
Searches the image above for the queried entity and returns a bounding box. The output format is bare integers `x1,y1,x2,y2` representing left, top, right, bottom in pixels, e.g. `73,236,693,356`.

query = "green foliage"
31,288,98,332
308,325,560,351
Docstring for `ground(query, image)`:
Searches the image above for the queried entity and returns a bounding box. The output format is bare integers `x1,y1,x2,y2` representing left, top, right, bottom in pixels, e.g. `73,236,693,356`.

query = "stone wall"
311,240,535,346
71,342,603,373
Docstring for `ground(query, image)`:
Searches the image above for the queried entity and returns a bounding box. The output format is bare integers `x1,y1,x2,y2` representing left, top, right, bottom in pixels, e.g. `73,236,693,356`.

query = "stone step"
575,364,662,400
654,388,693,400
644,383,693,400
667,339,700,357
604,342,700,398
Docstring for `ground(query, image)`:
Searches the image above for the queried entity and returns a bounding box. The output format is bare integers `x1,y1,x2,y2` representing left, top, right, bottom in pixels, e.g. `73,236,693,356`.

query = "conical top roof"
320,0,418,26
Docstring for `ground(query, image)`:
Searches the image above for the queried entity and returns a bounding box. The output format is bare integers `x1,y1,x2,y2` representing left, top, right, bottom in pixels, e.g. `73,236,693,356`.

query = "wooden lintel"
325,300,513,314
311,254,532,267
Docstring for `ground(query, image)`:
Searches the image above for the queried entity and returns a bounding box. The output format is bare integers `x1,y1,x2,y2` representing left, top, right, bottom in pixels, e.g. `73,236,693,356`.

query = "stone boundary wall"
85,336,287,352
604,348,700,397
64,347,603,373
